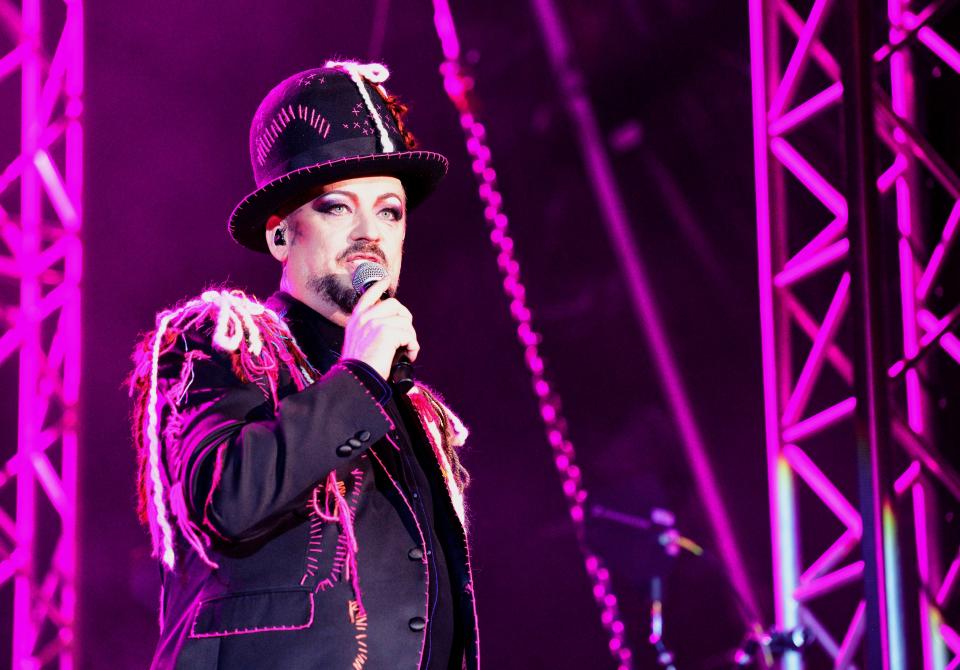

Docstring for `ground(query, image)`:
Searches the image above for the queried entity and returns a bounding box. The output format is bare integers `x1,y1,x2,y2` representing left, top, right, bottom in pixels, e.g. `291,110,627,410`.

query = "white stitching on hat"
232,151,447,213
324,60,395,153
255,104,331,166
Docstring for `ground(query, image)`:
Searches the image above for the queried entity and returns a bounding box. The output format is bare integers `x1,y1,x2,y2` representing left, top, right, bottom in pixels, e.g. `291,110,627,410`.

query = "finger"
381,320,418,344
354,276,392,313
361,298,413,322
380,321,419,352
399,325,420,359
403,338,420,362
379,298,413,321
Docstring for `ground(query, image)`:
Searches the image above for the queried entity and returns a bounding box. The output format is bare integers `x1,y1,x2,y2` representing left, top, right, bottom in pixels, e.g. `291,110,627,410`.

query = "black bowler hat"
228,61,449,253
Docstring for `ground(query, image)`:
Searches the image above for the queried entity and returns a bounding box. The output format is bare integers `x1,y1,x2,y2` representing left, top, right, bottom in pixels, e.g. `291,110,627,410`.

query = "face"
266,175,406,324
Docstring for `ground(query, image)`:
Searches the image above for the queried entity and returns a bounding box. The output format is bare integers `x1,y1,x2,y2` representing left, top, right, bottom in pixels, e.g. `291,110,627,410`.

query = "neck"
280,275,351,327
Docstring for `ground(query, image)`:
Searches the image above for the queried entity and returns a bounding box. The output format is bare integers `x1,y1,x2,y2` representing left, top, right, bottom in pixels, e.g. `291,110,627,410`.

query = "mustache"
337,242,386,265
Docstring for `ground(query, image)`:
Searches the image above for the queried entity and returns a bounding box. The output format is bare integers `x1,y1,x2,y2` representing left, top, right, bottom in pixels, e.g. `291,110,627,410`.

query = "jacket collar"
265,290,343,374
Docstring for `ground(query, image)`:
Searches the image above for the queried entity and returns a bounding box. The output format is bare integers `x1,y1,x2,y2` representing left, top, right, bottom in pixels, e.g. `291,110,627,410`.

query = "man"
128,61,479,670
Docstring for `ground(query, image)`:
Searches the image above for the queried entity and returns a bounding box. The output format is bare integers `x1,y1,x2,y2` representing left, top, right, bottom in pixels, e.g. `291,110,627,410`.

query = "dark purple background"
2,0,953,667
82,2,769,668
14,0,940,667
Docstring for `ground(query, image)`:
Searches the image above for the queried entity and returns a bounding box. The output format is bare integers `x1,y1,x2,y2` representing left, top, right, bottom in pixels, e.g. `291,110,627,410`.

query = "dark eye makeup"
312,198,404,221
381,207,404,220
315,200,349,214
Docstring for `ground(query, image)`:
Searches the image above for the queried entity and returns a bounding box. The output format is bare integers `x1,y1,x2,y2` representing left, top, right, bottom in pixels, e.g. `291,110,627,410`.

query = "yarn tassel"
134,289,317,572
314,470,365,616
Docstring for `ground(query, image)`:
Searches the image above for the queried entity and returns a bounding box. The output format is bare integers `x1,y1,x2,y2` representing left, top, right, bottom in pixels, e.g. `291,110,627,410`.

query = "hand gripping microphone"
351,261,415,394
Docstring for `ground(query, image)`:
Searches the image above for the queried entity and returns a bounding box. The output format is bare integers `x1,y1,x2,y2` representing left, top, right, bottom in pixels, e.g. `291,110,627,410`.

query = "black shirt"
268,291,463,670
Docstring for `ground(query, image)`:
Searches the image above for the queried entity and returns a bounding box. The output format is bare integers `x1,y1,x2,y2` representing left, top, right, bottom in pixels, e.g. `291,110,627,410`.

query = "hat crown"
228,61,448,254
248,65,407,188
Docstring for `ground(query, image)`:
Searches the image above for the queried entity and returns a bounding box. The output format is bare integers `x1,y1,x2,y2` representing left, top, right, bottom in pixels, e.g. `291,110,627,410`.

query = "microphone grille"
351,261,388,295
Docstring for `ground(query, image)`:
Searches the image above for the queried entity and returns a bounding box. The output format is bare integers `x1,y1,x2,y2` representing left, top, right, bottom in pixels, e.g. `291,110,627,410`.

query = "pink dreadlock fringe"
407,384,470,528
129,287,472,618
313,471,366,617
129,289,316,571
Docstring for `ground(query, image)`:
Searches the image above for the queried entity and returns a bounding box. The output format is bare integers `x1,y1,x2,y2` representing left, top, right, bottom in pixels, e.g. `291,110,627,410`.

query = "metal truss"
749,0,960,667
0,0,83,667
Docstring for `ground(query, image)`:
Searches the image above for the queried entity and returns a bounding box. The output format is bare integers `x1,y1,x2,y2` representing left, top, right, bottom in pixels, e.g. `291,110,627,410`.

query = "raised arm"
157,326,394,545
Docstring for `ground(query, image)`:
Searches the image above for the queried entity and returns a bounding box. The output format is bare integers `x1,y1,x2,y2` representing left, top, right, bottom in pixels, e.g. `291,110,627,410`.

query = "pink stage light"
530,0,762,634
431,1,636,665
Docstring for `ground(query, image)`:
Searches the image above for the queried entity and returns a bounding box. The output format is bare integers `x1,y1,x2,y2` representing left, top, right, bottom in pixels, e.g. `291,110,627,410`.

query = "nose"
350,209,382,242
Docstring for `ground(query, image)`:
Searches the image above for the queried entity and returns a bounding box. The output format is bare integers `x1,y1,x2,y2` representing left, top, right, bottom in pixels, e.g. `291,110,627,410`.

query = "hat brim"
228,150,448,253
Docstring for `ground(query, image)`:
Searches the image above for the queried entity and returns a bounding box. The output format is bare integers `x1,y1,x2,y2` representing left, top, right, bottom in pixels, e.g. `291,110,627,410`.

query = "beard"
307,272,396,313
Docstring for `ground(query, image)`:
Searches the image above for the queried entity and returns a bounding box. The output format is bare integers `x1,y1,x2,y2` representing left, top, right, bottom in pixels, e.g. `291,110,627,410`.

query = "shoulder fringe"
136,289,472,570
407,384,470,528
136,289,315,572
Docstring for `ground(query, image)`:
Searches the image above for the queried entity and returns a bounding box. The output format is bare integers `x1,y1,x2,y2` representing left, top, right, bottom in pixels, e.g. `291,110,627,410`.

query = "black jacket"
145,290,479,669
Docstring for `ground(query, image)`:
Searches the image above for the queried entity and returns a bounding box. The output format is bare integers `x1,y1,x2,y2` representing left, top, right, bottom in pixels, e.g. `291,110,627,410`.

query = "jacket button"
356,430,371,442
408,546,424,561
408,616,426,632
347,437,363,448
336,444,353,457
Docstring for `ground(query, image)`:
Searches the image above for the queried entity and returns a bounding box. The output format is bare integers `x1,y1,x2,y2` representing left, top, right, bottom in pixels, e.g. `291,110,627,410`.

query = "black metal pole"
839,0,905,668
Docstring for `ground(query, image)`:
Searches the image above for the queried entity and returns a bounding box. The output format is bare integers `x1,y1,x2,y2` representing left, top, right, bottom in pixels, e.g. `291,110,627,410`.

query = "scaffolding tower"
750,0,959,667
0,0,83,667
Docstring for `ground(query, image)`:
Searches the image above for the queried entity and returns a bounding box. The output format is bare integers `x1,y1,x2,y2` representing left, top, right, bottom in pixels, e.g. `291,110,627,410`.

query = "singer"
128,61,478,669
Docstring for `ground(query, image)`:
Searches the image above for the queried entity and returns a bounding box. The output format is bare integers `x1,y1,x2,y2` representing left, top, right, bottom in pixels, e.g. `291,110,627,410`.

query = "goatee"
307,273,395,313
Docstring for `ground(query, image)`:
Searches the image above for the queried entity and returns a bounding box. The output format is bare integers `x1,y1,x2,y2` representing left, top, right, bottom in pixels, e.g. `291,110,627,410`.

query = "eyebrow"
377,192,404,204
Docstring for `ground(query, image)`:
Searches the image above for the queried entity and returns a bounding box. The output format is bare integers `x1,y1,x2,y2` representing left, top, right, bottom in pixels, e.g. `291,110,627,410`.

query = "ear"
265,215,289,262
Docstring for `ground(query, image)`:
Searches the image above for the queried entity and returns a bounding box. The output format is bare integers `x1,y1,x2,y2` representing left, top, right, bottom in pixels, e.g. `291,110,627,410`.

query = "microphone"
350,261,415,394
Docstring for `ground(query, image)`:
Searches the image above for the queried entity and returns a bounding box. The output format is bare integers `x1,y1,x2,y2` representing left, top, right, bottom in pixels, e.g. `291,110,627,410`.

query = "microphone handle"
363,284,415,393
390,349,415,394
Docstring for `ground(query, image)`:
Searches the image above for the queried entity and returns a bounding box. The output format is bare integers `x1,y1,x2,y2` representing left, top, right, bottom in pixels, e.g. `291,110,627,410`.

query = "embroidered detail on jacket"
311,463,368,620
187,590,315,638
348,599,369,669
300,500,326,586
337,361,396,430
303,461,365,590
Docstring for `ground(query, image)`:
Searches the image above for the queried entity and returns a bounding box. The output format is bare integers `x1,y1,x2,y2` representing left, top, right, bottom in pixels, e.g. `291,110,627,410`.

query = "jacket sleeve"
157,327,394,544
